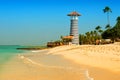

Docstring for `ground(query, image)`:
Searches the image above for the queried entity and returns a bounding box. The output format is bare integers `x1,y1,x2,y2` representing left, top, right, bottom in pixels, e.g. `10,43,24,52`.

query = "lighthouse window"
71,16,78,20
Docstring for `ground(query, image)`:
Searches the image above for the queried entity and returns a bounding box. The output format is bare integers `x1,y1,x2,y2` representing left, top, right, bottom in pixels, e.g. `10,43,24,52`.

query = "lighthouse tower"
68,11,81,45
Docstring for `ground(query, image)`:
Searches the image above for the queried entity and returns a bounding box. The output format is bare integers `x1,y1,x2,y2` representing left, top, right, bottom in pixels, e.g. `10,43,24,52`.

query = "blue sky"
0,0,120,45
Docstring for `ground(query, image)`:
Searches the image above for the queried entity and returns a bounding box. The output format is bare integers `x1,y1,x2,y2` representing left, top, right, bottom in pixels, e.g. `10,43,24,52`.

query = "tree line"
79,6,120,44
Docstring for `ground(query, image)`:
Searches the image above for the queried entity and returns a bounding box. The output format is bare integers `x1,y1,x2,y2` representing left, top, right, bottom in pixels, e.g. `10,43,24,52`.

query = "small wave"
31,51,41,53
18,54,94,80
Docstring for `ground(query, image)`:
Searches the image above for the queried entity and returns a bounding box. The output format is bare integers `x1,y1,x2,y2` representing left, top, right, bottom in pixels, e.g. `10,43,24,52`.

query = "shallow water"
0,45,29,71
0,50,93,80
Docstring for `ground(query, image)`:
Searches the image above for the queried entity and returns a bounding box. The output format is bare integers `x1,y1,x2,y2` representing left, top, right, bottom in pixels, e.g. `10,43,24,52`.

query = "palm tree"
85,32,91,44
116,16,120,22
103,6,112,25
99,29,103,33
105,24,111,30
113,16,120,39
93,30,97,37
95,26,102,34
95,26,102,40
95,26,101,31
90,31,95,44
98,29,103,39
79,34,85,44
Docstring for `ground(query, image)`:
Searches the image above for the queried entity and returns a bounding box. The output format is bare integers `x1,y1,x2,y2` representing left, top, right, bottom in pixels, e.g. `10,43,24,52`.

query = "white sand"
47,44,120,72
1,43,120,80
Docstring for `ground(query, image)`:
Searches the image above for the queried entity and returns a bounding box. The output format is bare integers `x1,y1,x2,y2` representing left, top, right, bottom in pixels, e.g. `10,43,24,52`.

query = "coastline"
47,44,120,72
0,44,120,80
0,50,91,80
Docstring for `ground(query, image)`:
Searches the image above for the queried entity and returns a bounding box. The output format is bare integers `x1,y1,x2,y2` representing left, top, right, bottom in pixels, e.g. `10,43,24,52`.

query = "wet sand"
1,44,120,80
0,52,91,80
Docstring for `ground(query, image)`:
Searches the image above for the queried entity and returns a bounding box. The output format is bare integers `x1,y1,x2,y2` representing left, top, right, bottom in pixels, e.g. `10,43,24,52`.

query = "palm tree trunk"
107,12,110,25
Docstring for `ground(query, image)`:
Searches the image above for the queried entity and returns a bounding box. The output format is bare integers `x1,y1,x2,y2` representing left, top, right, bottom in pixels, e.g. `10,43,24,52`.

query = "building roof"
63,36,74,39
67,11,81,16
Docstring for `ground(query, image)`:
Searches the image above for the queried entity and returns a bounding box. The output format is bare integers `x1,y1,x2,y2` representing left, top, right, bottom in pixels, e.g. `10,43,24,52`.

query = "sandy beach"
0,43,120,80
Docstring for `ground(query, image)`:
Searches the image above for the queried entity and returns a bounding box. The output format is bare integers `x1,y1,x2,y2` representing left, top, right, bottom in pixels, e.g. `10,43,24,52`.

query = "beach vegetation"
79,26,103,45
105,24,111,29
103,6,112,26
102,16,120,41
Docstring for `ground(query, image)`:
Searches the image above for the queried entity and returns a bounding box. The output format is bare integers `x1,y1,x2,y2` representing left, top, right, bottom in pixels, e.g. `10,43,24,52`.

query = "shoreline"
0,50,93,80
1,44,120,80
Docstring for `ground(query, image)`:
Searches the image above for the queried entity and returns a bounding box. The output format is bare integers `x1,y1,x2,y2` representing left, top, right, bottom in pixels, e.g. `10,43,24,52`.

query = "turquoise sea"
0,45,27,66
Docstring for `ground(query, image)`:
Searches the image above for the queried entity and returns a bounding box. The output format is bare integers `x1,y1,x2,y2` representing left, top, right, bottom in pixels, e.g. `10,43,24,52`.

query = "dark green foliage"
103,6,112,13
113,16,120,38
95,26,101,31
102,29,113,39
102,16,120,41
79,26,103,44
105,24,111,29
